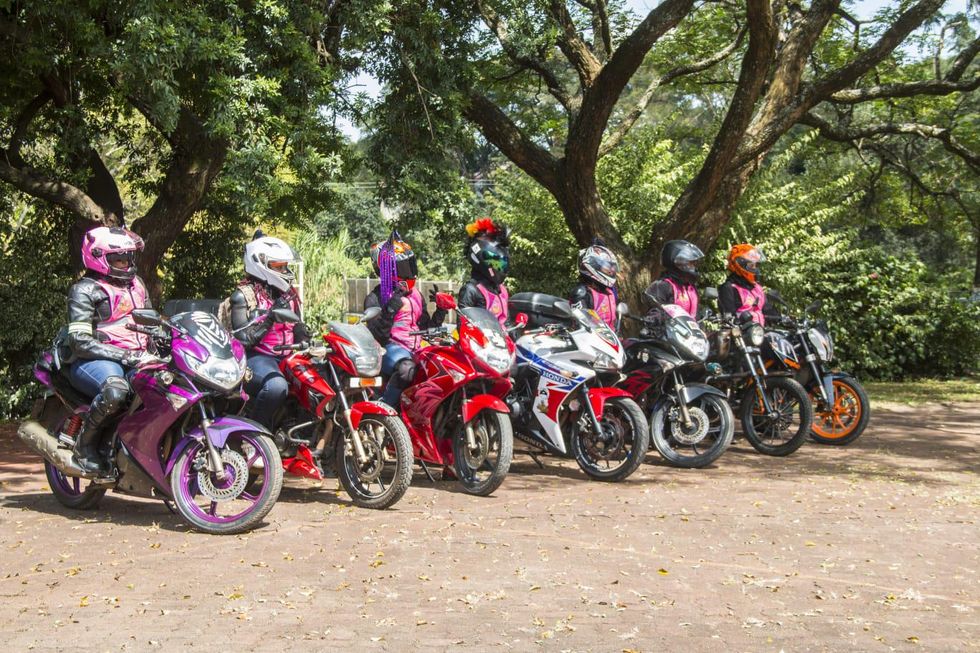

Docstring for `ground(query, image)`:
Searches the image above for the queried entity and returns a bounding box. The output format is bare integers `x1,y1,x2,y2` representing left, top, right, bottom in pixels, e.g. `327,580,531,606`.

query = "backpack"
218,284,258,334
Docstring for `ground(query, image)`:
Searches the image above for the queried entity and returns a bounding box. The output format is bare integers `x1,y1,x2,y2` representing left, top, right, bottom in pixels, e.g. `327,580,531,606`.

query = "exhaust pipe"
16,420,96,480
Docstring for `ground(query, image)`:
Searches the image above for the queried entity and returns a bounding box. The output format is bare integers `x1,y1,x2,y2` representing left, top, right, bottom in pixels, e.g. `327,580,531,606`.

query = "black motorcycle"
766,292,870,445
697,289,813,456
619,300,734,468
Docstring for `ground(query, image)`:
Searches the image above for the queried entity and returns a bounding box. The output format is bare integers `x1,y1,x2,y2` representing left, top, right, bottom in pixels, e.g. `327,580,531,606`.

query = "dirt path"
1,402,978,652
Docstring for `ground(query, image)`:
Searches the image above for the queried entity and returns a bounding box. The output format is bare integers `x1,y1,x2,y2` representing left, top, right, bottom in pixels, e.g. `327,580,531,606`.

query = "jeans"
69,359,129,398
245,353,289,429
381,344,413,408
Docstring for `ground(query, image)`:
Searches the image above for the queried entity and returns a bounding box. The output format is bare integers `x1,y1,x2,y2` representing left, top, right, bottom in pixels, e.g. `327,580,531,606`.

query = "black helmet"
465,218,510,285
661,240,704,285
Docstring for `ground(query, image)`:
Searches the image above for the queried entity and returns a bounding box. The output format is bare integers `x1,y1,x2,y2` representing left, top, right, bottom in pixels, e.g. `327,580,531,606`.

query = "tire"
452,410,513,497
572,397,649,482
809,376,870,446
170,432,283,535
650,393,734,468
739,377,812,456
337,415,413,509
45,461,105,510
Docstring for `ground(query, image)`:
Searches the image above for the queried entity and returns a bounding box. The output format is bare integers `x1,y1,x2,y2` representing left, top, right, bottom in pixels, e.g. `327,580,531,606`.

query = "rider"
718,243,767,325
643,240,705,319
568,240,620,329
457,218,510,326
229,232,306,429
66,226,155,474
363,233,454,408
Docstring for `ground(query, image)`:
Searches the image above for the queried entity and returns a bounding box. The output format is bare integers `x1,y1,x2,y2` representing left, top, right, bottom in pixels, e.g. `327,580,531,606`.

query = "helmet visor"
106,251,136,270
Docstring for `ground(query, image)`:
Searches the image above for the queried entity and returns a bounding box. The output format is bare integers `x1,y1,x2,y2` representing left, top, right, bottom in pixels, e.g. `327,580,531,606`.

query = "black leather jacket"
229,281,298,350
568,279,608,310
457,277,506,313
66,274,152,363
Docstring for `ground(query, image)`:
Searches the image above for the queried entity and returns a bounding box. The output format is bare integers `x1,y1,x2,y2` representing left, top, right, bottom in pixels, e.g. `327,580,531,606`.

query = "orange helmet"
727,244,766,284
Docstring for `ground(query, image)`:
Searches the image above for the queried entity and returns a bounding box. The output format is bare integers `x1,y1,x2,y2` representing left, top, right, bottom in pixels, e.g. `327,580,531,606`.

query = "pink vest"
253,286,302,356
477,283,509,327
93,277,149,351
733,283,766,326
589,286,617,328
664,277,698,318
389,288,427,351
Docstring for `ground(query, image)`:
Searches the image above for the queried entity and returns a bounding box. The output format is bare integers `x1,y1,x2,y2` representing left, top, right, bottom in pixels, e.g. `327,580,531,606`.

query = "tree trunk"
974,221,980,288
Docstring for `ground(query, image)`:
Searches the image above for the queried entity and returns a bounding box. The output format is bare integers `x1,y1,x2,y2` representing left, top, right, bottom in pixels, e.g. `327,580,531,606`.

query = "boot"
72,413,106,475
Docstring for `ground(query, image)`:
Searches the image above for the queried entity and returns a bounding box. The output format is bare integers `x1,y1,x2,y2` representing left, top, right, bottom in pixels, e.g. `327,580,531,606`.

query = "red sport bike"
263,307,414,509
399,306,516,496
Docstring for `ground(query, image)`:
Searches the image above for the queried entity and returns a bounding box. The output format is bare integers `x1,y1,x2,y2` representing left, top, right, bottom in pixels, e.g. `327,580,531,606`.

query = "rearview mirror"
767,289,789,307
805,299,823,314
515,312,529,327
703,287,719,301
617,302,630,316
272,308,300,324
132,309,163,327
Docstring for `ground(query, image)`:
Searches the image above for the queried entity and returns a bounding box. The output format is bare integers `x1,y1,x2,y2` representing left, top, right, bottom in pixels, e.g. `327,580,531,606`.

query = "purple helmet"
81,226,144,281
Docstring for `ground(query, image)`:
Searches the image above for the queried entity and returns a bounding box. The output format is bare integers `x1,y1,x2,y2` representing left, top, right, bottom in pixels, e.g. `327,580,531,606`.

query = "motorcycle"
766,292,870,445
507,292,649,482
619,301,734,468
20,308,283,535
259,306,414,509
698,289,813,456
400,305,515,496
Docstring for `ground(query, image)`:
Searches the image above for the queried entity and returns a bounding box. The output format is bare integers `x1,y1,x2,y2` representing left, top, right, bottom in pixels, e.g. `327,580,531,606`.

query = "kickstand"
418,458,436,483
526,450,545,469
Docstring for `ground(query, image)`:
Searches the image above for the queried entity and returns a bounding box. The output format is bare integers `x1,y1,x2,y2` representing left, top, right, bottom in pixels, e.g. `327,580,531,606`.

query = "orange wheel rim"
810,380,861,439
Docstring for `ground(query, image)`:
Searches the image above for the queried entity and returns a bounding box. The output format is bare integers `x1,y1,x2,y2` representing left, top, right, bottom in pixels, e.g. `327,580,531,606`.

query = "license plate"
350,376,382,388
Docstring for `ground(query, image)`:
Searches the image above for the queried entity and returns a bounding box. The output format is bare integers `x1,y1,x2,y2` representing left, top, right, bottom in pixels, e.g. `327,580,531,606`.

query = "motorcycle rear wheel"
337,415,413,509
740,377,812,456
809,376,870,446
452,410,513,497
45,461,105,510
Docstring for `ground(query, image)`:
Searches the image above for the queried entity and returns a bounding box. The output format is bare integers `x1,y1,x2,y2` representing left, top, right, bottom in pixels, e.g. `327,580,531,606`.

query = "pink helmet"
81,226,144,281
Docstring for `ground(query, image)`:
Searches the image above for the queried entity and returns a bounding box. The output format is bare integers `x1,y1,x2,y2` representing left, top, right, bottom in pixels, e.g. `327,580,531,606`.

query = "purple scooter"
19,308,285,534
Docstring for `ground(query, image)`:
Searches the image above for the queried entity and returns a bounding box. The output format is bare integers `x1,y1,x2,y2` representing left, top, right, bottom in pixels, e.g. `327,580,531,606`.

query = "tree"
0,0,357,298
370,0,978,303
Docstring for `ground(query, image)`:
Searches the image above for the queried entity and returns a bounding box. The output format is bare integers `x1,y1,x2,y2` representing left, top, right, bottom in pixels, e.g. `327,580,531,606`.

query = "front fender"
349,401,398,429
678,383,727,405
165,416,272,476
587,387,633,420
461,394,509,423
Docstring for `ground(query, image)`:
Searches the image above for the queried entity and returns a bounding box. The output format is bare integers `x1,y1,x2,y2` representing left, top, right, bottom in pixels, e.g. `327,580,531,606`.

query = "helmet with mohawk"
370,230,417,304
465,217,510,286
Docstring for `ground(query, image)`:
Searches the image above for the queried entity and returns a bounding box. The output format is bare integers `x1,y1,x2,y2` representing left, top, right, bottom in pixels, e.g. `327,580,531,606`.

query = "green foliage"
291,228,370,328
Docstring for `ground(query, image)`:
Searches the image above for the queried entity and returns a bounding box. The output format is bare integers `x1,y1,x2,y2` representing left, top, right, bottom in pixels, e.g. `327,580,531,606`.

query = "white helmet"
244,235,298,292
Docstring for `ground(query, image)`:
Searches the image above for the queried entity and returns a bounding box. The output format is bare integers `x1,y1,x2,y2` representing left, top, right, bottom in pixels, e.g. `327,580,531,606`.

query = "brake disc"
196,449,249,502
670,406,710,445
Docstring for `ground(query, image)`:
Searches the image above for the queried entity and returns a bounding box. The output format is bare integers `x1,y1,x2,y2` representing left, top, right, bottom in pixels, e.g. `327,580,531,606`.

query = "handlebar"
126,324,169,339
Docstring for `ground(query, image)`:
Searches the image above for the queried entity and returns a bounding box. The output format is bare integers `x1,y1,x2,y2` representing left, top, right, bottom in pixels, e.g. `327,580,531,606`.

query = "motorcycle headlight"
468,336,513,374
345,344,382,377
594,352,621,371
668,324,710,361
746,324,765,347
807,328,834,362
188,356,244,391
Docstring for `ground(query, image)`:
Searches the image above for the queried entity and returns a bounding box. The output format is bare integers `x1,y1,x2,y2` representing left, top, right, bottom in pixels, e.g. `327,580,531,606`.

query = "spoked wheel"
44,461,105,510
336,415,413,509
452,410,513,496
740,377,812,456
170,432,282,535
572,397,649,482
650,394,734,468
809,377,870,446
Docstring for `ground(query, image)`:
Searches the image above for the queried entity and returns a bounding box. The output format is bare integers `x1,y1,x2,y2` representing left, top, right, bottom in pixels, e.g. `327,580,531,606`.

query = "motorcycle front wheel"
650,393,734,468
740,377,812,456
170,432,283,535
452,410,513,497
809,376,870,446
337,415,413,509
572,397,649,482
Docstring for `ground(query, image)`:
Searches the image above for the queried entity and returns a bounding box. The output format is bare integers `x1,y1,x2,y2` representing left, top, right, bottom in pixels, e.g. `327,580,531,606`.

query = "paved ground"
0,401,978,652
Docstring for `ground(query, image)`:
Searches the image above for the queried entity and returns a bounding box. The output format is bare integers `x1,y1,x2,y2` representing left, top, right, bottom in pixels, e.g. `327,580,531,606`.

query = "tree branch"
5,91,50,167
801,111,980,173
598,25,745,158
476,0,573,111
547,0,603,87
0,158,111,223
462,92,559,191
829,75,980,103
593,0,612,63
945,35,980,81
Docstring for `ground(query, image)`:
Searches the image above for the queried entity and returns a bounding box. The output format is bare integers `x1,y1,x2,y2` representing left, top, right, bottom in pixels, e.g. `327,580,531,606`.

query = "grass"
864,376,980,405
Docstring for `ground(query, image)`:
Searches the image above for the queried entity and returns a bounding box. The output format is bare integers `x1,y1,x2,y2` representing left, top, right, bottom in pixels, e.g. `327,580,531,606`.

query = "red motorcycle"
400,306,516,496
265,307,414,509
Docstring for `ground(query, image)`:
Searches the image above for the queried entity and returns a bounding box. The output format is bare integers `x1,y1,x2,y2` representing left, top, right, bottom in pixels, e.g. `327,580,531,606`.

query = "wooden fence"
345,278,460,322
